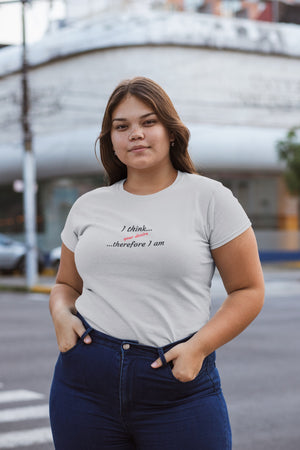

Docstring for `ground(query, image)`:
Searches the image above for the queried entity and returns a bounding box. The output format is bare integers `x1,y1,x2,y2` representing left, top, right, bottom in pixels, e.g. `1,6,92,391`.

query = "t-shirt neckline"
117,171,183,199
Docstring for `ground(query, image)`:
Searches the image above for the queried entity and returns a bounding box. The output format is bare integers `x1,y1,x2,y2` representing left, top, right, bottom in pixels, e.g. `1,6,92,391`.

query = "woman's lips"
128,146,149,153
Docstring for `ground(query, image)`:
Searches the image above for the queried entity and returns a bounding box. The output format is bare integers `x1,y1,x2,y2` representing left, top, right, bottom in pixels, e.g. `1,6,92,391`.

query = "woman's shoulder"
181,172,224,193
179,173,237,210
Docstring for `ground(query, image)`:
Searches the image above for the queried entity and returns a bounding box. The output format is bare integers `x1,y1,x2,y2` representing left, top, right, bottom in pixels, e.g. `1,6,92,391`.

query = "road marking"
0,404,49,423
0,390,44,404
0,427,52,448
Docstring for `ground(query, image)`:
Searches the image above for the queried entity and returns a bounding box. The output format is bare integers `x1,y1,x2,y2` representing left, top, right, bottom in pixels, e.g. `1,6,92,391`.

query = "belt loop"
157,347,168,367
80,327,93,341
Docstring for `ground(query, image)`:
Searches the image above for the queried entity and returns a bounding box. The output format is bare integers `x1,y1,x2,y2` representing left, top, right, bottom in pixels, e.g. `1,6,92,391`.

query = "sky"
0,0,65,45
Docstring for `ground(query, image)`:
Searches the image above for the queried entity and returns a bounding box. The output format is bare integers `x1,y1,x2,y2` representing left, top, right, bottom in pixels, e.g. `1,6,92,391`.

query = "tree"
277,126,300,196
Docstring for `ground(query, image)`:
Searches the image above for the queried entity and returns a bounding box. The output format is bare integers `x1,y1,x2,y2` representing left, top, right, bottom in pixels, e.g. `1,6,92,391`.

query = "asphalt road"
0,266,299,450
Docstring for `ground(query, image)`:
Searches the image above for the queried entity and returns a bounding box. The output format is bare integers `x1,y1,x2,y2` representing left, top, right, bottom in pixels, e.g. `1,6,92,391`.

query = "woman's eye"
144,119,156,126
115,124,127,130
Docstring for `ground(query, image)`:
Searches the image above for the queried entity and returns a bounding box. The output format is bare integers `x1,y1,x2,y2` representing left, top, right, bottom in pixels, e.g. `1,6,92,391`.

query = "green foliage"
277,126,300,196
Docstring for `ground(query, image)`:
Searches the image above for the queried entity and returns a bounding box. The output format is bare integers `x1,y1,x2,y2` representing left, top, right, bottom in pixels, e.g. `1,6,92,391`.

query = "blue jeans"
49,315,232,449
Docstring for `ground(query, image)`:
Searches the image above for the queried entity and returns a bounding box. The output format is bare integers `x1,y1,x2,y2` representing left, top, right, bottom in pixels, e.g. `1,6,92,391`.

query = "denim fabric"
49,315,232,450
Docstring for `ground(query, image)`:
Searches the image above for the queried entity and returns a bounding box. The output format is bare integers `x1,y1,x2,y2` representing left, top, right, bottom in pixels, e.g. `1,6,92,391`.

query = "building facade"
0,10,299,252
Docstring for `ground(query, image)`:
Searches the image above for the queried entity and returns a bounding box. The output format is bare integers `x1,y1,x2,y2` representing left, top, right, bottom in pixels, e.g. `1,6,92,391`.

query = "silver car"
0,233,44,273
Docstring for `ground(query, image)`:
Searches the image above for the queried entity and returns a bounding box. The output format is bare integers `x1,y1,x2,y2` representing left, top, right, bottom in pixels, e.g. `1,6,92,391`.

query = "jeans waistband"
77,312,216,368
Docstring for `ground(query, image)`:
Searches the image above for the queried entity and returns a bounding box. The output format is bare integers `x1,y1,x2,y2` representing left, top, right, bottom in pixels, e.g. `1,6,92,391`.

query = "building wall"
1,45,300,147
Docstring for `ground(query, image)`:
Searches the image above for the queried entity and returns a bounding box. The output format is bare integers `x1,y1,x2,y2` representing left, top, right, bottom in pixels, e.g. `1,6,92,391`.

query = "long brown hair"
95,77,197,185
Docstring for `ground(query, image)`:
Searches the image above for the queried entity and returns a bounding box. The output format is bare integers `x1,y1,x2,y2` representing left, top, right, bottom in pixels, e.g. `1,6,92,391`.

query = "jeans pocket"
60,326,93,357
60,338,83,357
165,361,204,385
56,340,88,390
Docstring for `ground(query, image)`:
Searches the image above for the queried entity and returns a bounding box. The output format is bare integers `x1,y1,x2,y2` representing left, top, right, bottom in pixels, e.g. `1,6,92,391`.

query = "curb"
0,284,52,293
0,268,56,293
1,262,299,294
30,285,52,294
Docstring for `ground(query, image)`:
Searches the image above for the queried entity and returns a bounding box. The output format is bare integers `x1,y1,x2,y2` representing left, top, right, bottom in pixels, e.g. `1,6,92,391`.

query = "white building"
0,10,299,251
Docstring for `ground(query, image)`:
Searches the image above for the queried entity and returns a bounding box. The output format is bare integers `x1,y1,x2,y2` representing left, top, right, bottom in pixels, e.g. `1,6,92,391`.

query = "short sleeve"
208,183,251,250
61,203,79,252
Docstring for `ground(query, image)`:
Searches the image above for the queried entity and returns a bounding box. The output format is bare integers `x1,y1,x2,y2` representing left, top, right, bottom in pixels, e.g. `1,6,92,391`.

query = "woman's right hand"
49,244,90,352
53,309,92,353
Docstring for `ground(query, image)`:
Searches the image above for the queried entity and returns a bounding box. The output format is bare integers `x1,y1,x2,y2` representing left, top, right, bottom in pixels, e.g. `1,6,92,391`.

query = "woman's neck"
124,166,178,195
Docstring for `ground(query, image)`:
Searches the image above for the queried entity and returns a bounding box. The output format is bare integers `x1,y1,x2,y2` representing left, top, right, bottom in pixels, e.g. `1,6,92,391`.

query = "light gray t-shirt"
61,171,251,347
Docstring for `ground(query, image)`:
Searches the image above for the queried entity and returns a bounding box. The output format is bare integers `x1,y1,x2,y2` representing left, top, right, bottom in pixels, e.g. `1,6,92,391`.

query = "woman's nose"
129,126,144,140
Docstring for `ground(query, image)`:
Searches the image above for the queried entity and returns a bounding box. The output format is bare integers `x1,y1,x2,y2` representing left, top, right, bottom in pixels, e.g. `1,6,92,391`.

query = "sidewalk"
0,271,55,293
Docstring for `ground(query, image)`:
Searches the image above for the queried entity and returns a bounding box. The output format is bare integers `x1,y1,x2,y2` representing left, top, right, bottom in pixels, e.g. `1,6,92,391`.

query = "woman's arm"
49,243,92,352
151,227,265,381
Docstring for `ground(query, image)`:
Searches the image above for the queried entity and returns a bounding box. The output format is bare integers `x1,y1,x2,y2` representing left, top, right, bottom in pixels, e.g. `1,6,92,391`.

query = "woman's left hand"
151,341,205,383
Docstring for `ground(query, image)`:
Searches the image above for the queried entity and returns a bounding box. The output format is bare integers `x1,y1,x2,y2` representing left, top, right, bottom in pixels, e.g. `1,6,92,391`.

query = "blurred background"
0,3,300,450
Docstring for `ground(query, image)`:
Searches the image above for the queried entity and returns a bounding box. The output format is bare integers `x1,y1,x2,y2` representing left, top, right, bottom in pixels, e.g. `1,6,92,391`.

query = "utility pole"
0,0,38,288
273,0,280,23
21,0,38,288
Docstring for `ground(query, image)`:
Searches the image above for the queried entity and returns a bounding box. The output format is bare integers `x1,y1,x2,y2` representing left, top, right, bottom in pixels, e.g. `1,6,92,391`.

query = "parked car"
0,233,45,273
49,246,61,272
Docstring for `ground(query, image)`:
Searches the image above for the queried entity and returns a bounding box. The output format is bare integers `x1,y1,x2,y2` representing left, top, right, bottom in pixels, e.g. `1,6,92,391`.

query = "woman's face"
110,95,173,173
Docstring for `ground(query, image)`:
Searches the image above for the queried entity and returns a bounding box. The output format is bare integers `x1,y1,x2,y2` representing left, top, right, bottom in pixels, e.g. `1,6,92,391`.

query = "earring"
171,141,175,147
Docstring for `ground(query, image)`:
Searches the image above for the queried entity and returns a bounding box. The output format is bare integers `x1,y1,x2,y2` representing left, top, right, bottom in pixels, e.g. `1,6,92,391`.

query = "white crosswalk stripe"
0,386,53,448
0,427,52,448
0,390,44,404
0,404,49,423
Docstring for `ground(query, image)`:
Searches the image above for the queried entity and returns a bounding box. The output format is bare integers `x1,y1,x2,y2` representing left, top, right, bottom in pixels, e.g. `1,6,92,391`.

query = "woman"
49,77,264,450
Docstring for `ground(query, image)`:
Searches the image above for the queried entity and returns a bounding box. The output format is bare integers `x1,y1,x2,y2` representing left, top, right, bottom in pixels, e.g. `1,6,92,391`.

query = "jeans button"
122,343,130,350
